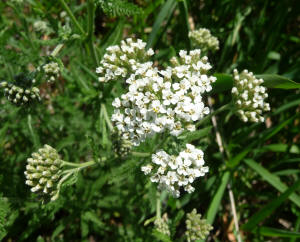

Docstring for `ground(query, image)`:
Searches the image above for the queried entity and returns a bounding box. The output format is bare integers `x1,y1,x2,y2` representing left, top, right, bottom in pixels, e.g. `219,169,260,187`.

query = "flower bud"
232,69,270,123
1,81,41,106
24,144,63,203
185,209,213,241
189,28,219,52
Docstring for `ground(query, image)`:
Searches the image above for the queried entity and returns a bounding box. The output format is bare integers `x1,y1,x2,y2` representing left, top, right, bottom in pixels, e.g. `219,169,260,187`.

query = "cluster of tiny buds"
110,45,215,146
0,81,40,105
189,28,219,52
154,214,170,236
96,38,154,83
24,145,63,202
141,144,209,197
185,209,213,241
232,69,270,123
41,62,61,83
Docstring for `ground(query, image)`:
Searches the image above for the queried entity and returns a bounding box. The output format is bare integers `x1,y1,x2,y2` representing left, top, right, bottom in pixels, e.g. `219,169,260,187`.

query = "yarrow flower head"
232,69,270,123
96,38,154,83
141,144,209,197
110,47,215,146
189,28,219,52
24,145,64,203
0,81,40,105
185,209,213,241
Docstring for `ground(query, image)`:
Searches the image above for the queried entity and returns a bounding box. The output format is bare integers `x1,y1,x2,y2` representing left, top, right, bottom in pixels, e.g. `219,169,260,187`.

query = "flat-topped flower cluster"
101,39,216,146
96,38,154,83
141,144,209,197
232,69,270,122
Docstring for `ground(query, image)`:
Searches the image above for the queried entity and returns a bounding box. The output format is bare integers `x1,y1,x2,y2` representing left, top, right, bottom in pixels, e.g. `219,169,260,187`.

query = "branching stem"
101,104,114,131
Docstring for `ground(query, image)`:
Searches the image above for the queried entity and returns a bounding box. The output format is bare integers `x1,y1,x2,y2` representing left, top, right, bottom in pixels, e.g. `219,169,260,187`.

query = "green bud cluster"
0,81,40,105
154,215,170,236
24,145,63,202
42,62,61,83
189,28,219,52
185,209,213,241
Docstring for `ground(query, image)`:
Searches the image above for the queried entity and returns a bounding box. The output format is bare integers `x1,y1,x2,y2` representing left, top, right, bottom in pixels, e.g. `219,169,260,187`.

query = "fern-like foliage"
0,197,10,240
96,0,142,17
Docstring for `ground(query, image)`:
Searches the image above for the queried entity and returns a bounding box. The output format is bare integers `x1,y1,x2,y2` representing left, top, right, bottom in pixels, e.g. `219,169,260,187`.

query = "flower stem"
101,104,114,132
86,0,99,66
58,0,86,36
61,158,106,175
131,152,151,157
156,191,161,219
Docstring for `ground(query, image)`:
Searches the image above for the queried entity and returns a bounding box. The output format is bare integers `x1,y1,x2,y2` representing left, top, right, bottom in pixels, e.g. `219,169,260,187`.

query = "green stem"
51,44,64,57
156,191,161,219
131,152,151,157
86,0,99,66
61,159,101,174
58,0,86,36
101,104,114,131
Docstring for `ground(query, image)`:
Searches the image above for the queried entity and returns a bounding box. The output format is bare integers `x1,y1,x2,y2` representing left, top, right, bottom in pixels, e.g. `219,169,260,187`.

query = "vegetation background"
0,0,300,241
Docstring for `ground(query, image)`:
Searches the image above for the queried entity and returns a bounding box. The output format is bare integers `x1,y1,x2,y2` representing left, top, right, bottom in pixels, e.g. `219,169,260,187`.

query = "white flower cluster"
232,69,270,122
0,81,40,105
24,145,63,202
33,20,52,34
141,144,209,197
42,62,60,83
96,38,154,83
111,47,215,146
189,28,219,52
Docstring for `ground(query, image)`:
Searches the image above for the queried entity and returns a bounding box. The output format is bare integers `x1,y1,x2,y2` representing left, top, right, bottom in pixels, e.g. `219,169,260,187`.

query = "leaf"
152,229,172,242
257,227,300,238
211,73,233,94
206,171,230,224
257,74,300,89
244,159,300,208
96,0,142,17
146,0,177,48
83,211,106,229
242,178,300,231
227,115,296,168
99,19,125,58
211,73,300,94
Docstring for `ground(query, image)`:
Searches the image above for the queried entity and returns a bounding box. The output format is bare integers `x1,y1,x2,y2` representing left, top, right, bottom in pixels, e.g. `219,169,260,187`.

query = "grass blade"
244,159,300,208
146,0,177,48
205,171,230,224
242,178,300,231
